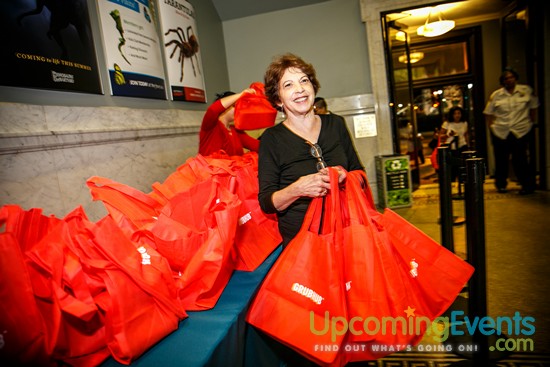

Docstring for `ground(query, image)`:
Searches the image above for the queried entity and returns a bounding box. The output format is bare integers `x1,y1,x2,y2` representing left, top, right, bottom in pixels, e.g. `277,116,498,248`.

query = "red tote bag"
146,177,241,311
186,152,281,271
86,176,162,234
339,171,474,363
0,232,51,367
340,171,425,358
75,214,187,365
25,217,110,367
234,82,277,130
246,169,348,366
0,205,63,366
151,154,224,205
379,208,475,318
220,152,281,271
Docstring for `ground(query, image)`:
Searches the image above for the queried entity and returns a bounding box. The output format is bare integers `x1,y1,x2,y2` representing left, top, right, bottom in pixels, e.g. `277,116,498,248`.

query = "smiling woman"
257,53,364,248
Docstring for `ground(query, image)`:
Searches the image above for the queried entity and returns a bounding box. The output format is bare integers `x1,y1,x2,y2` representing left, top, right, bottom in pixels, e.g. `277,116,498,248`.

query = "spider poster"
96,0,167,99
0,0,102,94
158,0,206,103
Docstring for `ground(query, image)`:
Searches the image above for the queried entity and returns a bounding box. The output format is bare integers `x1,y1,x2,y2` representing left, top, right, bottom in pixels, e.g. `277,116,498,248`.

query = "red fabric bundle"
154,152,281,272
234,82,277,130
24,211,109,367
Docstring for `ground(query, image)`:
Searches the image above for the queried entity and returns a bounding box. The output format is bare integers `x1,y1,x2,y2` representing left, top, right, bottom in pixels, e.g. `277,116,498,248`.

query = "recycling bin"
375,155,413,209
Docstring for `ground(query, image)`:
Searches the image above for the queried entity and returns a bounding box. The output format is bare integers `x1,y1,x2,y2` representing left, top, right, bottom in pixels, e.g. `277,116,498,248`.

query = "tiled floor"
378,165,550,365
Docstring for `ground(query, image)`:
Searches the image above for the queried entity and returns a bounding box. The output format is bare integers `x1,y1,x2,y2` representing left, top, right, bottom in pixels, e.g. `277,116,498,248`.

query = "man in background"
483,68,539,195
313,97,331,115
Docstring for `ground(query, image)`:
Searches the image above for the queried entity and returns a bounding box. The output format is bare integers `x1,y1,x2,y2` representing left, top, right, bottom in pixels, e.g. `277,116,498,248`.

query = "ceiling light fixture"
398,51,424,64
395,31,407,42
417,8,455,37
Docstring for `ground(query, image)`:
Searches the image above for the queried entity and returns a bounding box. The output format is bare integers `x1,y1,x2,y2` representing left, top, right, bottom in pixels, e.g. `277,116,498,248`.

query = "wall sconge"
417,9,455,37
398,51,424,64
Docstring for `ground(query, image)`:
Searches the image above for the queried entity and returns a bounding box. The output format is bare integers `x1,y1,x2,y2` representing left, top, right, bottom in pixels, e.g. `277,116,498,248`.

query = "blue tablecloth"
101,246,282,367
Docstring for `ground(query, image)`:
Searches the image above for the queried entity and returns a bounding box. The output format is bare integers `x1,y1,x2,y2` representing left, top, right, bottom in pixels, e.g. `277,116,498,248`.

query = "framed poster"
158,0,206,102
97,0,166,99
0,0,102,94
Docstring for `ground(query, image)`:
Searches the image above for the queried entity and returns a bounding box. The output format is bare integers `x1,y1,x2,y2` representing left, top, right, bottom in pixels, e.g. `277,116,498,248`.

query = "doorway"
383,16,486,189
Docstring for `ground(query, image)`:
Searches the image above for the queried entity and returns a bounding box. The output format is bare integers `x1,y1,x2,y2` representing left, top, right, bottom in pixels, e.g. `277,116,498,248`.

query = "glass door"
384,17,421,188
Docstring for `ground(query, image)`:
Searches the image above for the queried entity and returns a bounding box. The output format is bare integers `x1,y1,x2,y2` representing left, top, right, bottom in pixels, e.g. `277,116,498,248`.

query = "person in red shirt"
199,89,260,156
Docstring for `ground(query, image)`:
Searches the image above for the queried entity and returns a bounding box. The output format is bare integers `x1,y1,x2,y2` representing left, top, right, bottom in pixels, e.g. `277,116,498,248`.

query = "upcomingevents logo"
309,309,536,351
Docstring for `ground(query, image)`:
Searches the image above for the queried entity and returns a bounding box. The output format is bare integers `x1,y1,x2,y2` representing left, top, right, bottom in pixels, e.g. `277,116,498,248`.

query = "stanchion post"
464,158,489,362
456,151,477,199
438,145,454,252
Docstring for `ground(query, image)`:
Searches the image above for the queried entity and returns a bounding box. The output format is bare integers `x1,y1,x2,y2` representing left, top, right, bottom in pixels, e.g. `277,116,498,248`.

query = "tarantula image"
165,26,200,82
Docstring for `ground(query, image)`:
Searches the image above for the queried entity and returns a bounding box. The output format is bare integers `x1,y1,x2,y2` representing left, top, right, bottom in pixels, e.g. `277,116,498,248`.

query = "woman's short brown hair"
264,53,320,110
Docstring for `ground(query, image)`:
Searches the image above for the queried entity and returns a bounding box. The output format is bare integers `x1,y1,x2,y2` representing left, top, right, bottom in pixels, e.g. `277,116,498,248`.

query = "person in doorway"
313,96,331,115
483,68,539,194
198,89,260,156
399,118,424,164
258,53,363,248
440,106,469,182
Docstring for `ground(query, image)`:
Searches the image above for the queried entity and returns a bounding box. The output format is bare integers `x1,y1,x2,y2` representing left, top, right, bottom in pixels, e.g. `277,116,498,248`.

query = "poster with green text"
97,0,167,99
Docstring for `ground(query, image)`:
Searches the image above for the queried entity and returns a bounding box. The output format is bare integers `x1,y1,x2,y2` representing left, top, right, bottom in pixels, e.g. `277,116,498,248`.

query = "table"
101,246,282,367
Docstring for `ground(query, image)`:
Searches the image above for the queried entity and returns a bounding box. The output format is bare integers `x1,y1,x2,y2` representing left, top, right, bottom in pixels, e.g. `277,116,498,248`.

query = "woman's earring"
279,104,286,119
279,105,285,119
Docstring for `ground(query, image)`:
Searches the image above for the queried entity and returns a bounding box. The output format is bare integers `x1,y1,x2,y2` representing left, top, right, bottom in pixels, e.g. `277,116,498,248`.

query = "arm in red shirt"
236,130,260,152
200,99,225,132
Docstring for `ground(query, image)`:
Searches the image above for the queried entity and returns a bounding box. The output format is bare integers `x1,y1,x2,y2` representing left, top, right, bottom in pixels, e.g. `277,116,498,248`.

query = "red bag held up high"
234,82,277,130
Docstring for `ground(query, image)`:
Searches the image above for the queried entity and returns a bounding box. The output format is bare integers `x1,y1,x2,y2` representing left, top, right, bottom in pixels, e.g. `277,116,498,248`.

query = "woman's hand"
241,87,256,95
295,171,331,197
271,168,344,212
319,166,347,184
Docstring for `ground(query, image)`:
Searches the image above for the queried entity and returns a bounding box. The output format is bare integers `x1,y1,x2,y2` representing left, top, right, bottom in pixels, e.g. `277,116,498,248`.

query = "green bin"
375,155,413,209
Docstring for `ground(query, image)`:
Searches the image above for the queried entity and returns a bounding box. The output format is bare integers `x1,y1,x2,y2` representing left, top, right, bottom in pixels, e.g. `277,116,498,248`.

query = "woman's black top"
258,113,364,246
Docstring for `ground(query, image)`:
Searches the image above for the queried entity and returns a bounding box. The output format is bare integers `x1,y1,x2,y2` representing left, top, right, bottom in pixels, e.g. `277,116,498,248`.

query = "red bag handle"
348,170,376,208
344,170,380,226
301,168,342,238
86,176,160,209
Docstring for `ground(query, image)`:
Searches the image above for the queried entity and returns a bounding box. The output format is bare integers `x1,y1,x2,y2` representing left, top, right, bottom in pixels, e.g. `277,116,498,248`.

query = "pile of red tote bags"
0,151,281,367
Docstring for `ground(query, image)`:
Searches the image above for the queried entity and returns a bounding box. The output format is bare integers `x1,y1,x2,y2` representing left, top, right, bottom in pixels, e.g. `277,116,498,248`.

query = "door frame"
382,20,486,186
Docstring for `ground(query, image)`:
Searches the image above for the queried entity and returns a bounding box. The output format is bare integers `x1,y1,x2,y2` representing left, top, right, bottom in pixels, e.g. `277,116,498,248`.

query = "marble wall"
0,102,204,221
0,93,382,222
